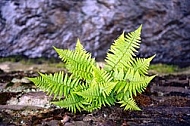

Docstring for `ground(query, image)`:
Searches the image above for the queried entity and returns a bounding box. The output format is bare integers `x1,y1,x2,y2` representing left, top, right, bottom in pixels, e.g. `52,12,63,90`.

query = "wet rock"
150,75,190,97
0,0,189,67
39,120,60,126
0,92,19,105
0,104,43,111
3,83,36,93
61,115,71,124
0,83,6,92
7,92,51,108
0,62,11,72
11,77,30,84
63,121,87,126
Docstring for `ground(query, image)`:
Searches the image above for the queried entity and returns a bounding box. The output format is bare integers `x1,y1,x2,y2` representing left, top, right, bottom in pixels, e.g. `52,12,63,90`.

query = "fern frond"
75,81,116,109
129,55,156,75
53,40,95,81
123,70,155,97
100,82,117,98
92,66,113,83
82,103,101,112
75,82,100,103
75,38,86,53
28,75,49,91
118,97,141,111
114,69,155,100
113,68,125,81
104,25,142,71
75,85,105,111
114,81,127,94
82,94,115,112
52,94,84,113
28,71,80,99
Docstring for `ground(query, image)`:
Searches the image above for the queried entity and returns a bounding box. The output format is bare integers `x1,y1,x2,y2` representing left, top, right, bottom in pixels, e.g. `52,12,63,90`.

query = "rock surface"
0,0,190,66
0,62,190,125
0,71,190,126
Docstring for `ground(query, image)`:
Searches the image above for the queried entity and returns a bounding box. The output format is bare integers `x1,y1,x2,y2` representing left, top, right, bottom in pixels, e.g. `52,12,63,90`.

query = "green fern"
28,25,155,113
53,39,95,82
104,25,141,71
52,94,85,113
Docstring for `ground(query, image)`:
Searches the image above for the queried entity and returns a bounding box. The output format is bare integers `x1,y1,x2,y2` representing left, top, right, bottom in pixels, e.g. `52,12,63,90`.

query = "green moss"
48,62,65,68
0,56,60,64
149,64,179,74
0,56,22,62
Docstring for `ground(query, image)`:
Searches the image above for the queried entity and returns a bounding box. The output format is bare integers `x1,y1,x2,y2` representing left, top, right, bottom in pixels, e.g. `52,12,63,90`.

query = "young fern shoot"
28,25,156,113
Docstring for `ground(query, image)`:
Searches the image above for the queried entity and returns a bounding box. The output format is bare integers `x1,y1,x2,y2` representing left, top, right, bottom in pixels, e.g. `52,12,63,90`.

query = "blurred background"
0,0,189,67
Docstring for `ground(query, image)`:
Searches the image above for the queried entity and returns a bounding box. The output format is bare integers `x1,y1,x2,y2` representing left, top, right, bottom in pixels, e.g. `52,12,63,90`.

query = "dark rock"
0,0,190,67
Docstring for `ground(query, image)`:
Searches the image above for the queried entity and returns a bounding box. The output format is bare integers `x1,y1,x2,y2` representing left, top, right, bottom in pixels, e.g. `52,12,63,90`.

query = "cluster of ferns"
28,25,155,113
